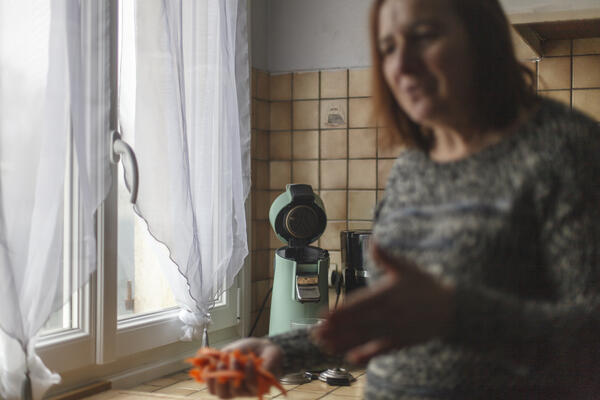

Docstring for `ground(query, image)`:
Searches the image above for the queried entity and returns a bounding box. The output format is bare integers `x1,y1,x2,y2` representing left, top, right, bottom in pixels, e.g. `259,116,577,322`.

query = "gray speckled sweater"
269,99,600,399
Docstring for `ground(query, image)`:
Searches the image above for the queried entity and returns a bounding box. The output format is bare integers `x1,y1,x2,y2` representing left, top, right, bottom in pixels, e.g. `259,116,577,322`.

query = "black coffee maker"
340,230,372,294
317,230,373,386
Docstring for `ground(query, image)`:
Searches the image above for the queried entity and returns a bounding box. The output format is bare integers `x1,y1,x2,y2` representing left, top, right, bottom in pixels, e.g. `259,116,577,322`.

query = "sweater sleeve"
448,124,600,386
268,328,345,374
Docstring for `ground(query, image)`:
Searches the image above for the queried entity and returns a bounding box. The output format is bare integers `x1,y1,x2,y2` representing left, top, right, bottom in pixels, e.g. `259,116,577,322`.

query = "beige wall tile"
270,131,291,160
321,160,347,189
255,131,269,160
538,57,571,90
321,69,348,98
540,90,571,107
270,190,281,205
269,226,280,249
348,221,372,230
319,221,347,250
293,71,319,99
348,159,376,189
349,97,376,128
255,160,269,189
377,189,385,202
321,99,348,128
377,128,404,158
256,70,270,100
251,224,258,251
573,37,600,55
542,39,571,56
293,130,319,159
253,190,271,220
292,160,319,188
252,250,271,282
349,68,372,97
293,100,319,130
573,89,600,121
255,220,271,251
255,100,270,130
523,61,538,89
253,279,272,312
349,128,376,158
321,129,347,159
328,250,342,271
270,101,291,131
251,129,257,157
513,31,539,61
270,73,292,100
378,159,396,189
269,161,291,190
573,55,600,88
320,190,347,220
348,190,376,220
252,68,257,98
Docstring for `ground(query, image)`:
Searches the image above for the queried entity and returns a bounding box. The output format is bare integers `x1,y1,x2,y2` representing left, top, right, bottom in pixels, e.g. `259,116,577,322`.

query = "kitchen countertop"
79,368,366,400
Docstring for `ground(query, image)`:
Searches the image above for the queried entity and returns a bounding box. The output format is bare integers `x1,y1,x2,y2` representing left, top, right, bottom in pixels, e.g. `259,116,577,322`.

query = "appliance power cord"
247,286,273,337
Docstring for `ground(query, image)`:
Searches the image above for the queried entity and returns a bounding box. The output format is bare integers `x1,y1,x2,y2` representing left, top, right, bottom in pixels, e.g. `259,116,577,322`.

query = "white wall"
267,0,372,72
251,0,600,72
250,0,269,70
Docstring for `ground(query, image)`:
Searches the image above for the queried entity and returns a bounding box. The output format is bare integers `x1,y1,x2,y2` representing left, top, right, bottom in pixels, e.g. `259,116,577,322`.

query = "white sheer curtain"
120,0,250,340
0,1,111,399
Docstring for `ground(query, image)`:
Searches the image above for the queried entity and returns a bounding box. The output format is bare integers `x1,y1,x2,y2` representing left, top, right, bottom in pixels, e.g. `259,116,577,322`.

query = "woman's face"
378,0,474,128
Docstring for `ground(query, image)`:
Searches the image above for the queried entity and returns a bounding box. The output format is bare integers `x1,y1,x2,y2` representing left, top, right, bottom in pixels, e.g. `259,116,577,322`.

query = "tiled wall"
537,37,600,119
250,67,404,335
249,36,600,337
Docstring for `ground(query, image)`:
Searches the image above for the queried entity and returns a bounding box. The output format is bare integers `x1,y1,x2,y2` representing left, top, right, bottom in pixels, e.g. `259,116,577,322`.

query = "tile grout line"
570,39,574,109
346,69,350,233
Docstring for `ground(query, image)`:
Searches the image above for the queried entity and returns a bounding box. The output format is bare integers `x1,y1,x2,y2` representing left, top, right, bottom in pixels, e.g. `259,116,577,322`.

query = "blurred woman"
210,0,600,398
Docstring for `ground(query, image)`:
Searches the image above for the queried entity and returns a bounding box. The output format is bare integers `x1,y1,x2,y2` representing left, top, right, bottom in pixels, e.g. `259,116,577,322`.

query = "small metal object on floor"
280,372,311,384
319,368,356,386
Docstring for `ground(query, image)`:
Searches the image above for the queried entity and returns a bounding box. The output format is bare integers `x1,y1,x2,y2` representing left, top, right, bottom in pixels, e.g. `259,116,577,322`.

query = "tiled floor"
83,369,366,400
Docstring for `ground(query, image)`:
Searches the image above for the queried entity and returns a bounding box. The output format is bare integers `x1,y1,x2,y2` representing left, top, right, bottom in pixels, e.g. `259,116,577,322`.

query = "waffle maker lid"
269,184,327,246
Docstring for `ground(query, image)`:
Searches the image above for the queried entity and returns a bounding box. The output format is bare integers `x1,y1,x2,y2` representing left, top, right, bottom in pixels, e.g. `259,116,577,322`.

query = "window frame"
36,0,252,392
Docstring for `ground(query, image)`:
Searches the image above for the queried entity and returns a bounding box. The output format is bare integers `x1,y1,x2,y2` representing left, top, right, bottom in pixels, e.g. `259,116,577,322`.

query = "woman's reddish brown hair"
370,0,536,152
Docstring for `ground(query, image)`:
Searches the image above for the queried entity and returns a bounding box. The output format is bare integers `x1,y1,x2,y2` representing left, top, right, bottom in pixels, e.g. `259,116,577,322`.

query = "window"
35,1,250,393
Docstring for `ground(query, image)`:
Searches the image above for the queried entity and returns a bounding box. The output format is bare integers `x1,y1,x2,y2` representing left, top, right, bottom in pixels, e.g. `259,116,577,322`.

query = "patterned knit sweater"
269,99,600,399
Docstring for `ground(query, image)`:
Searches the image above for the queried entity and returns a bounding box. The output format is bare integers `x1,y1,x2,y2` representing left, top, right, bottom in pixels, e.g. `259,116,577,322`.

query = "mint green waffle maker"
268,184,329,336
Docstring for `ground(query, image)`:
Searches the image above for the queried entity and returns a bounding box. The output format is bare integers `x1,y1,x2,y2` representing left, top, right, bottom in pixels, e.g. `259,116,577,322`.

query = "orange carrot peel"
186,347,287,399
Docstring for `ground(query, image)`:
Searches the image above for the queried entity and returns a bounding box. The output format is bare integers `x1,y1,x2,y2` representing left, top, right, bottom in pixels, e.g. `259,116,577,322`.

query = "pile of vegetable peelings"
187,347,287,399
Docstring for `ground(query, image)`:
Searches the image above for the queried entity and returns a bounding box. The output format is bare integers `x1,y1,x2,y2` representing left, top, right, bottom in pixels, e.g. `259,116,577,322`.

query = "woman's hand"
313,244,456,365
206,338,284,399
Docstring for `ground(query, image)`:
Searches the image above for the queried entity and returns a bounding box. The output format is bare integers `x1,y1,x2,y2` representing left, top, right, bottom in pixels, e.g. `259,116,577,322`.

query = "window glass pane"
117,164,178,319
41,129,78,335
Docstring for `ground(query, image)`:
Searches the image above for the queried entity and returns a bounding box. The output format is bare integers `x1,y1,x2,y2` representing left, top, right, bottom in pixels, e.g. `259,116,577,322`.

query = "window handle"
110,130,139,204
